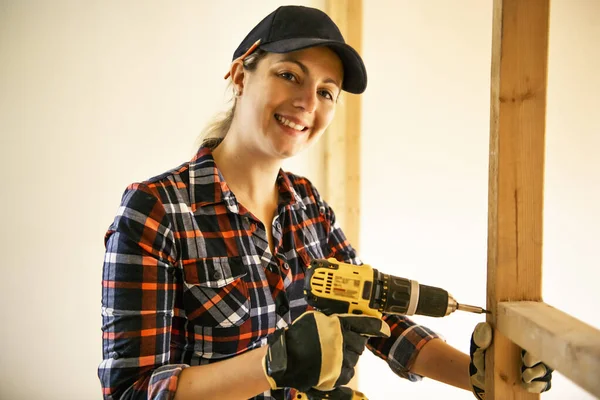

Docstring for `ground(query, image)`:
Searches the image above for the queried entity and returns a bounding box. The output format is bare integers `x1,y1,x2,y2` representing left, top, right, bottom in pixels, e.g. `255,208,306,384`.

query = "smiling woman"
97,5,551,400
98,6,392,400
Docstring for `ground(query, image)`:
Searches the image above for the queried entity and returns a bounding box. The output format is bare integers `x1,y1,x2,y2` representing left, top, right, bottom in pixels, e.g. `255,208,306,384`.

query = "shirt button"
275,222,281,230
283,263,290,270
213,271,223,280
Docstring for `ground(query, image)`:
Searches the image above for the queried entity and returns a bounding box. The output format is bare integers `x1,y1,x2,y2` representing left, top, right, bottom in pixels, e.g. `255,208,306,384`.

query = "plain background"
1,1,598,399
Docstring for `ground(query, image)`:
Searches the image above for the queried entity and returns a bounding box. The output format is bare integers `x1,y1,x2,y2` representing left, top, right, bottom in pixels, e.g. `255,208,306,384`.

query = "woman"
99,5,552,400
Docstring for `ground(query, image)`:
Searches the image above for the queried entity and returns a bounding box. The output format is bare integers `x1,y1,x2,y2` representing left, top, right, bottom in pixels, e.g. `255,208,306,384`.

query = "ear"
229,60,245,95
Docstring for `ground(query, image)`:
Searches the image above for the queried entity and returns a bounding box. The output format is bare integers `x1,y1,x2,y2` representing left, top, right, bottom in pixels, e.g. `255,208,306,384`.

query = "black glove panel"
263,311,390,392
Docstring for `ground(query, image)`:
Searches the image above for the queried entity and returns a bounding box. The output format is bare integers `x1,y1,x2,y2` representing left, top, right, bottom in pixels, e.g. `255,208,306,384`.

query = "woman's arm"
410,338,471,391
101,184,274,400
174,346,271,400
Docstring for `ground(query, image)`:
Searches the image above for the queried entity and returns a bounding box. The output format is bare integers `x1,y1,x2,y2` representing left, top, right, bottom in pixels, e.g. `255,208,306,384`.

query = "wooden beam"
486,0,550,399
323,0,363,392
323,0,362,250
498,301,600,398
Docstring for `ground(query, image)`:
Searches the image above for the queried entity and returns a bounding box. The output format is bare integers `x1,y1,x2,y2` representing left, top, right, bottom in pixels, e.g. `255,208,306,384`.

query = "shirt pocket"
181,256,251,328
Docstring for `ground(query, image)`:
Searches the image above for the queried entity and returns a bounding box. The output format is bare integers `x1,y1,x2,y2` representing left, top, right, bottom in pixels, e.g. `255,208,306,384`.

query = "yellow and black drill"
304,258,488,319
296,258,488,400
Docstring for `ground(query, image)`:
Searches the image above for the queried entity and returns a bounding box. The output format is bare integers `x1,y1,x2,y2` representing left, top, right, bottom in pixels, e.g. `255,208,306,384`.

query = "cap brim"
260,38,367,94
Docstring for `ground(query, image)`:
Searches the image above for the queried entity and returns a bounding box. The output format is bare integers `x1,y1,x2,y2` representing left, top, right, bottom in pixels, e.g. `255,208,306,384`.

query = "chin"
269,138,307,159
275,147,301,160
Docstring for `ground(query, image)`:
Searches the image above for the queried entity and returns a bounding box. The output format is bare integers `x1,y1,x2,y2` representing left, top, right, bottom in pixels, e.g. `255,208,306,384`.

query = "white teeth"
276,114,305,131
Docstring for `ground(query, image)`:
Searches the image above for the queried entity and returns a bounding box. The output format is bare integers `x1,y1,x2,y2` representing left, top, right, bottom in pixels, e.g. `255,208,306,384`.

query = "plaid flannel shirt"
99,145,439,400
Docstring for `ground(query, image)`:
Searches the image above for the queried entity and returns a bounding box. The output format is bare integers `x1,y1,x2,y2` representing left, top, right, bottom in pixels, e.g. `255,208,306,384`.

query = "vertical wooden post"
323,0,363,391
323,0,362,251
486,0,550,399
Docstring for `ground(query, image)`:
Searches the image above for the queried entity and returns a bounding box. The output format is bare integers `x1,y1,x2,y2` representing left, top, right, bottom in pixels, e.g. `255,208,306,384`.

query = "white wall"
1,1,598,399
358,1,599,400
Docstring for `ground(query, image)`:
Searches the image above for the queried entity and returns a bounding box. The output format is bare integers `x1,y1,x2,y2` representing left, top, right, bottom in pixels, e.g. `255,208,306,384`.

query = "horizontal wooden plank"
497,301,600,398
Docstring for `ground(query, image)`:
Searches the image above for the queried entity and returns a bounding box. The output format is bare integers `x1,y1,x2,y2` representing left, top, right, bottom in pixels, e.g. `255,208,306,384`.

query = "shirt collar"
189,145,306,214
276,168,307,210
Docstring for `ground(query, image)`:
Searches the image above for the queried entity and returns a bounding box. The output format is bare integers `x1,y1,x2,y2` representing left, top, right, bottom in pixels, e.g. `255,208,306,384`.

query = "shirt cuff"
386,323,441,382
148,364,189,399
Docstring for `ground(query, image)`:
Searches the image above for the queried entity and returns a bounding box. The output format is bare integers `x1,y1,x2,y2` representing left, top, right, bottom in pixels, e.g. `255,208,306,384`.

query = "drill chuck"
371,268,455,317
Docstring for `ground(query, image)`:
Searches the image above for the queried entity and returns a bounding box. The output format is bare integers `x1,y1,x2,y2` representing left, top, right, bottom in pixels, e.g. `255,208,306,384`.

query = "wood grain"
486,0,550,399
324,0,362,250
498,301,600,398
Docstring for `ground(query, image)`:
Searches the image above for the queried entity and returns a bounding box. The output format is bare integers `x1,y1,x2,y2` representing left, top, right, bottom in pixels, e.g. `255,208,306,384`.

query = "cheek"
262,80,286,109
317,107,336,131
246,80,275,116
308,110,334,142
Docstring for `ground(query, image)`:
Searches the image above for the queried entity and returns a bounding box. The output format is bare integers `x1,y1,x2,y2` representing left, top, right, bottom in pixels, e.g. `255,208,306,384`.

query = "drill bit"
446,295,490,316
457,303,490,314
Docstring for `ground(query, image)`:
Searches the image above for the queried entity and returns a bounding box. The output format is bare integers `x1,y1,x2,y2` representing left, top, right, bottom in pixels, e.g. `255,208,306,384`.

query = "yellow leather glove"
263,311,390,393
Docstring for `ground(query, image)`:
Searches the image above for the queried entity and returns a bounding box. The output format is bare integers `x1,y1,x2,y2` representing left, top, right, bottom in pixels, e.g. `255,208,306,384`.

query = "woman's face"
235,46,344,160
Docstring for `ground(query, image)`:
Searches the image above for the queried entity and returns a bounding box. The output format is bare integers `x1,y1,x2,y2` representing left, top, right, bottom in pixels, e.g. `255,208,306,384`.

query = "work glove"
469,322,553,399
263,310,390,393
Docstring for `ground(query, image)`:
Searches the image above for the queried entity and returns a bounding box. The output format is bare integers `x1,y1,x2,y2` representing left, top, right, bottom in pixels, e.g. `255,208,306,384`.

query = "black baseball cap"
230,5,367,94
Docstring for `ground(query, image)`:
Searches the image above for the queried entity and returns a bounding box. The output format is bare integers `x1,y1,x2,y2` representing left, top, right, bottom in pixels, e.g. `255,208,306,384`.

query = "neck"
211,134,280,208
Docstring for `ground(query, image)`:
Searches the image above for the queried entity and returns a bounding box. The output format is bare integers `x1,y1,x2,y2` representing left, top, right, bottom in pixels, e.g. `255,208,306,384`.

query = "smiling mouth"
275,114,309,132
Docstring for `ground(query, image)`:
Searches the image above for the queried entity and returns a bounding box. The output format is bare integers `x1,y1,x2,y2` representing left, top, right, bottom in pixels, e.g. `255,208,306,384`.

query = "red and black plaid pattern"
99,145,439,400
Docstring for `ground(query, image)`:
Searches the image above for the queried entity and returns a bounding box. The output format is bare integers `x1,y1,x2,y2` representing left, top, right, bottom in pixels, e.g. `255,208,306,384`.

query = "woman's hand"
469,322,553,399
263,311,390,393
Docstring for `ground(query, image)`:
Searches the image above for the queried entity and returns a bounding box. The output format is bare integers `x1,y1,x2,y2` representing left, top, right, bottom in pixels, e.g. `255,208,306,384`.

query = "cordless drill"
296,258,488,400
303,258,488,318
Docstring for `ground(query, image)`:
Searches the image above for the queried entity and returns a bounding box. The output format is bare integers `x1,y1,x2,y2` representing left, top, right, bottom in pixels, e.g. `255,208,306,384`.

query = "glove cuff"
262,362,279,390
263,329,287,390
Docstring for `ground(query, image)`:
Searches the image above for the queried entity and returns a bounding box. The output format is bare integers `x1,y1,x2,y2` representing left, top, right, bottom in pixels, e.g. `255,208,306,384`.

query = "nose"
292,85,318,114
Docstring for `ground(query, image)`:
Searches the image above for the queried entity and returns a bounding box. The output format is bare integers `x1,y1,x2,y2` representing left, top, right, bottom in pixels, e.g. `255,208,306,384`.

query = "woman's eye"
280,72,296,81
319,90,334,101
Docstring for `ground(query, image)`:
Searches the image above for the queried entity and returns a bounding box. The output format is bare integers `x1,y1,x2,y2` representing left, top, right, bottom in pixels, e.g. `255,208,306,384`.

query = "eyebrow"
277,56,342,89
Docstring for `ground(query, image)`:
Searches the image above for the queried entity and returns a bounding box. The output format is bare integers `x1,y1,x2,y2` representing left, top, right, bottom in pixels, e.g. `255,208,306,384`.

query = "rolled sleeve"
147,364,189,399
367,314,440,381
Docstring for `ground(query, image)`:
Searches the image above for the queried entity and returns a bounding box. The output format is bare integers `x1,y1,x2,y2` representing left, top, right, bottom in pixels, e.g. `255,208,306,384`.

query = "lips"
275,114,309,132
